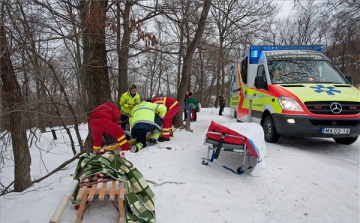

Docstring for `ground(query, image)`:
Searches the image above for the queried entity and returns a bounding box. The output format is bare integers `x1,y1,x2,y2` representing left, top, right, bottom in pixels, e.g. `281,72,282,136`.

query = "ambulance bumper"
272,114,360,138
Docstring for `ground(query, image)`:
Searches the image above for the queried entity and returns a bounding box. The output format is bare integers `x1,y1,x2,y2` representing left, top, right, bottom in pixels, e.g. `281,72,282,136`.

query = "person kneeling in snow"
129,101,167,153
89,101,130,151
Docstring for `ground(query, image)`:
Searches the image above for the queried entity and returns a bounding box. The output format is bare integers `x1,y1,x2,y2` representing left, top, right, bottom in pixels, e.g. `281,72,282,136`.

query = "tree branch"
32,151,85,184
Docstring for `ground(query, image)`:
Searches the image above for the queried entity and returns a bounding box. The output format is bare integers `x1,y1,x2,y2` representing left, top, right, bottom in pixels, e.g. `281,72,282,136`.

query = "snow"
0,107,359,223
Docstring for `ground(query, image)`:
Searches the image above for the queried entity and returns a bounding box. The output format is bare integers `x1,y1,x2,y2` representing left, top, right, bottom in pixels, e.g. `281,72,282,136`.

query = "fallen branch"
4,180,56,197
32,151,85,184
0,181,14,196
146,179,186,187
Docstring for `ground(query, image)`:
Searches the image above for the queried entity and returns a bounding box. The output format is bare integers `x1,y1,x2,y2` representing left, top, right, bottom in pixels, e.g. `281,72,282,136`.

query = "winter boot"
130,142,143,153
149,138,158,146
158,137,170,142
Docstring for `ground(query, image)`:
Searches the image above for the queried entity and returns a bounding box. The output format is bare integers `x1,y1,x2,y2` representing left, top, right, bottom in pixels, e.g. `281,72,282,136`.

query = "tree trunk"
87,0,111,108
118,1,133,101
174,1,211,127
0,14,32,192
82,0,111,151
79,0,90,116
198,45,205,104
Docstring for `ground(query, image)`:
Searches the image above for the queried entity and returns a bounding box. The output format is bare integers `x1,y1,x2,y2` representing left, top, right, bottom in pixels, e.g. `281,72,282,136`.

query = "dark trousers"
131,128,148,148
120,115,128,130
219,106,224,115
131,121,159,148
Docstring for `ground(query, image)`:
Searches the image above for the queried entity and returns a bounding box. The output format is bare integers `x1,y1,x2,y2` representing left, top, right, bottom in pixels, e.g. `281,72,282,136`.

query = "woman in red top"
89,101,130,151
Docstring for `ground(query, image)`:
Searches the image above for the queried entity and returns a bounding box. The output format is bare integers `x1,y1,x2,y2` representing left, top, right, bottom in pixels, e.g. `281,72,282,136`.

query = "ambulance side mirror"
254,76,263,89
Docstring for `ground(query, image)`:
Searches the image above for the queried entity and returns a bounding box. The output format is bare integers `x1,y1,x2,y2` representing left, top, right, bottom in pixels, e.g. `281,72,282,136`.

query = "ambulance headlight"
278,97,304,112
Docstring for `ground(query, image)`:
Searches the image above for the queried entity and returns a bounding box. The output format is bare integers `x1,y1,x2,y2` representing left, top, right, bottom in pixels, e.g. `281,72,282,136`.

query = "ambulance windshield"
267,59,348,84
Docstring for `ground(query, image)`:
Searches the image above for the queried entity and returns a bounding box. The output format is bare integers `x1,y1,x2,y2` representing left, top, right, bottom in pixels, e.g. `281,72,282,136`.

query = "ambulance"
229,45,360,145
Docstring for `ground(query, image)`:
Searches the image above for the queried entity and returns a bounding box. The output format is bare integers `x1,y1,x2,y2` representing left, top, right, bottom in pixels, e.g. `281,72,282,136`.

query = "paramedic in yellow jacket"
129,101,167,153
119,84,140,130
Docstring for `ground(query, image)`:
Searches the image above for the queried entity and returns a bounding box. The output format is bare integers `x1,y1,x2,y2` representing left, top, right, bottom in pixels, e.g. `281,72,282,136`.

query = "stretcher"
202,121,261,174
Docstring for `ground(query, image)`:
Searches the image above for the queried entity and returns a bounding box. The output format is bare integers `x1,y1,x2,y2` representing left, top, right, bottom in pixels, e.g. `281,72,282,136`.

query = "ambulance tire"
333,137,358,145
263,115,280,143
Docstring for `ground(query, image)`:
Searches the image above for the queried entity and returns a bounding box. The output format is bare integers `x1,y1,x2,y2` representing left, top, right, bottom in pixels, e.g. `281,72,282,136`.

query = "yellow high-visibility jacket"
129,102,167,130
119,91,140,116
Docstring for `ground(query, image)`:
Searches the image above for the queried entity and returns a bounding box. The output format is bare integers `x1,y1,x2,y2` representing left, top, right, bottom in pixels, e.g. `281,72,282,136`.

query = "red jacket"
151,97,179,110
89,102,121,124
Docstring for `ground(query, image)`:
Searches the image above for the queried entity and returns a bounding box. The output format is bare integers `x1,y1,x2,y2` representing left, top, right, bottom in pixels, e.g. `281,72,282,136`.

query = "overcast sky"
277,0,295,18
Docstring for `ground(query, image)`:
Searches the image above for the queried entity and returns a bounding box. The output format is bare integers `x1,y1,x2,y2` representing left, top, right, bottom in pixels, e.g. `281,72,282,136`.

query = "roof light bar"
249,45,323,64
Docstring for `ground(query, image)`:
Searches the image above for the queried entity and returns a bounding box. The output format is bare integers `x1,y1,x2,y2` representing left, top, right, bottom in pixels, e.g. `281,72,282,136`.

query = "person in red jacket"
89,101,130,151
151,97,180,141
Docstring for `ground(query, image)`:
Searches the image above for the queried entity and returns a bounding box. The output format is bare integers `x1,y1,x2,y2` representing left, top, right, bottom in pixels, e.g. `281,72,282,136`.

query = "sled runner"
202,121,261,174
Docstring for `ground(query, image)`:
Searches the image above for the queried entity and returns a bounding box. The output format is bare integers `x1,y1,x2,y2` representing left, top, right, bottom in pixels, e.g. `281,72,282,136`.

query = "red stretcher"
202,121,260,174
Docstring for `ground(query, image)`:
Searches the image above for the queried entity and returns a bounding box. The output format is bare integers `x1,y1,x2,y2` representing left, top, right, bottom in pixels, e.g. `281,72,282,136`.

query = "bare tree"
210,0,277,106
174,0,212,127
266,0,359,86
80,0,112,152
117,1,134,98
116,1,161,100
322,0,360,86
0,3,32,192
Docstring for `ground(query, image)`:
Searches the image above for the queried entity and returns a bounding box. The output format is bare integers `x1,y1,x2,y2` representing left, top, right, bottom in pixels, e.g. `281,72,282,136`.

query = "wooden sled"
75,180,126,223
102,128,176,151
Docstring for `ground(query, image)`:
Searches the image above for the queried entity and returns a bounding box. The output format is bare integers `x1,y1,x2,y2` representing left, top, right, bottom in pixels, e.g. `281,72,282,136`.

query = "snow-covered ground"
0,107,359,223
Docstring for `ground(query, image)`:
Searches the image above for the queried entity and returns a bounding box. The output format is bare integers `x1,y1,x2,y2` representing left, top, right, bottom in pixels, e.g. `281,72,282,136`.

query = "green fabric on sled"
71,152,155,223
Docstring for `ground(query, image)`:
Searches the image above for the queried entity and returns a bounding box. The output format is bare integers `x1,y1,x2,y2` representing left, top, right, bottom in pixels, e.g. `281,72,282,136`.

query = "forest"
0,0,359,191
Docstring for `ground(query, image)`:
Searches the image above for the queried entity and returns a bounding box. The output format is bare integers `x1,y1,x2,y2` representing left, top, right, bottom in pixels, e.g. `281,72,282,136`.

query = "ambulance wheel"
333,137,358,145
263,115,280,143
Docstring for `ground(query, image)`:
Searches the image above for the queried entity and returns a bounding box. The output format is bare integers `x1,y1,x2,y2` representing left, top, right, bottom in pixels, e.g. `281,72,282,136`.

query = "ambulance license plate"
321,128,350,134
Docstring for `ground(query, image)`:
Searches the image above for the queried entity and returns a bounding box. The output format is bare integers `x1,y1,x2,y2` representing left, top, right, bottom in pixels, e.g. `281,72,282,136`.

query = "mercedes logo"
330,102,342,114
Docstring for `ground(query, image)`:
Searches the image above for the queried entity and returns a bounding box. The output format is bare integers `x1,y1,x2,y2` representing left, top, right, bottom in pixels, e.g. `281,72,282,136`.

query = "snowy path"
0,107,359,223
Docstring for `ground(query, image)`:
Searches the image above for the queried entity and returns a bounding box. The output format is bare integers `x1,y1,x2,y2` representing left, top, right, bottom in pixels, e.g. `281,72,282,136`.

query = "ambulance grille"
309,120,359,126
304,101,360,115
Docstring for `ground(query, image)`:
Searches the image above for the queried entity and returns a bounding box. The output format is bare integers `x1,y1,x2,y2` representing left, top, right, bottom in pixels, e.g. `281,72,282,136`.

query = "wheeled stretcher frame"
202,131,252,174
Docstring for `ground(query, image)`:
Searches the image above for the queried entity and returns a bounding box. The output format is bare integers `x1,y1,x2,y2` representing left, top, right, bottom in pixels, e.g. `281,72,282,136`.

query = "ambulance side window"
256,65,268,90
240,57,248,84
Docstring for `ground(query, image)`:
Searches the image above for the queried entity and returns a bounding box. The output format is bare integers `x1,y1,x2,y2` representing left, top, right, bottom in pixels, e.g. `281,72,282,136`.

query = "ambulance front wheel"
263,115,280,143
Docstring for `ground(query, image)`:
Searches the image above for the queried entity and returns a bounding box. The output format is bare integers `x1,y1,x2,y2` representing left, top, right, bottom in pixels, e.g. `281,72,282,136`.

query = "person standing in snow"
183,91,189,120
89,101,130,151
129,101,167,153
119,84,140,130
186,92,197,121
219,95,225,116
151,96,180,141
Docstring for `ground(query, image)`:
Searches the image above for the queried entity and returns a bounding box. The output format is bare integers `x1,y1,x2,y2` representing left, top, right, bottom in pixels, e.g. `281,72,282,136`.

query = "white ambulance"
229,45,360,144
